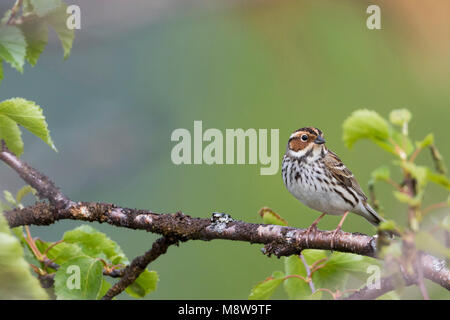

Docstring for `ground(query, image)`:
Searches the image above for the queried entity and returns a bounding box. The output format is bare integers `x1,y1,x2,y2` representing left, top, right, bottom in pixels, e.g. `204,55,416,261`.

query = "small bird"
282,126,385,247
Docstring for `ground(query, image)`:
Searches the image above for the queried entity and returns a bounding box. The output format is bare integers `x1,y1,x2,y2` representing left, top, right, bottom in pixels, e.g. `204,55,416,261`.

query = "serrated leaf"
415,133,434,150
0,26,26,72
283,255,310,299
54,256,103,300
414,231,450,258
249,271,284,300
0,98,56,155
0,213,48,299
125,270,158,298
0,114,22,155
63,225,128,265
259,207,288,226
46,3,74,59
20,17,48,66
29,0,63,17
389,109,412,126
342,109,390,149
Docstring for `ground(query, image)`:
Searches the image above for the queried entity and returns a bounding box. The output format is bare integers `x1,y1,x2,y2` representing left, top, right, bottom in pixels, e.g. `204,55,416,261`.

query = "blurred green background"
0,0,449,299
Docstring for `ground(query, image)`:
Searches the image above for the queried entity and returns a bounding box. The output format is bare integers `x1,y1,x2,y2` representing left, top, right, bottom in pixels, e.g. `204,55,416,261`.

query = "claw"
305,224,317,248
305,213,326,248
330,227,343,250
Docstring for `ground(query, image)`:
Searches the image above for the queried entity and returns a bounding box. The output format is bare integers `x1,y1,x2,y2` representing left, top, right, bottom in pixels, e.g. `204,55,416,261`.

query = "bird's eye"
301,134,308,141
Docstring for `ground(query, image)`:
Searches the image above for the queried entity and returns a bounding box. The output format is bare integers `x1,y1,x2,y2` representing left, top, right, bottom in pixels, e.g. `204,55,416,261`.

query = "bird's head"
286,126,326,158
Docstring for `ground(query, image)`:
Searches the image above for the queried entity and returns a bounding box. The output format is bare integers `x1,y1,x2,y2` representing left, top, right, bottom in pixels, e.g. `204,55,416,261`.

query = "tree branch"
1,143,449,296
102,236,178,300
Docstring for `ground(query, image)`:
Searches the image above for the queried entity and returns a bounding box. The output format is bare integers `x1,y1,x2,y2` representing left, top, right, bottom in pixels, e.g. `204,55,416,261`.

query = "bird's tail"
363,202,385,226
363,202,398,237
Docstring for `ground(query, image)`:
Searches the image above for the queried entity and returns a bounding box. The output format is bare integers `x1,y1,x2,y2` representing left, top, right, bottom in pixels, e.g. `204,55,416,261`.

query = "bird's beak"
314,136,326,145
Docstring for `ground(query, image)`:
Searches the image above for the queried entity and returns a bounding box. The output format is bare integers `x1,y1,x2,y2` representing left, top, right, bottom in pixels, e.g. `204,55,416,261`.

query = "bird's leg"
330,211,349,250
305,213,326,247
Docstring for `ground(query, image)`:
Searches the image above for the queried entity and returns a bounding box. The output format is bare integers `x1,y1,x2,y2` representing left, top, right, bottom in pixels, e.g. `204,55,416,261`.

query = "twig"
299,253,315,293
102,236,177,300
0,142,73,209
422,202,448,216
6,0,22,25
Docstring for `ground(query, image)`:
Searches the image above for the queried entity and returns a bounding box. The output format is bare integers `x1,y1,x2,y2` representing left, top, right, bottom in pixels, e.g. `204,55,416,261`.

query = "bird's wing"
324,150,368,201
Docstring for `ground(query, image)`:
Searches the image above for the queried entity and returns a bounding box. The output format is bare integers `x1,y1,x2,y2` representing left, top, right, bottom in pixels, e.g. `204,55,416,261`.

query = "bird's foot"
305,224,318,248
330,226,343,251
305,212,327,248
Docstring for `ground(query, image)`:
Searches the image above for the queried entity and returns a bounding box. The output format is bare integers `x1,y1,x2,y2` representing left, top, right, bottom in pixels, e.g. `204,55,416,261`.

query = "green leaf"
249,271,284,300
377,291,400,300
414,231,450,258
302,249,328,264
393,190,422,206
37,240,83,266
3,190,16,206
0,199,12,212
371,166,390,182
389,109,412,126
0,213,48,299
46,3,74,59
427,171,450,190
342,109,390,149
0,114,22,155
283,255,311,299
20,17,48,66
259,207,288,226
415,133,434,150
16,185,36,204
313,252,378,290
63,225,128,265
0,98,56,155
125,270,158,298
378,220,398,232
0,26,26,72
29,0,63,17
96,279,112,299
54,256,103,300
